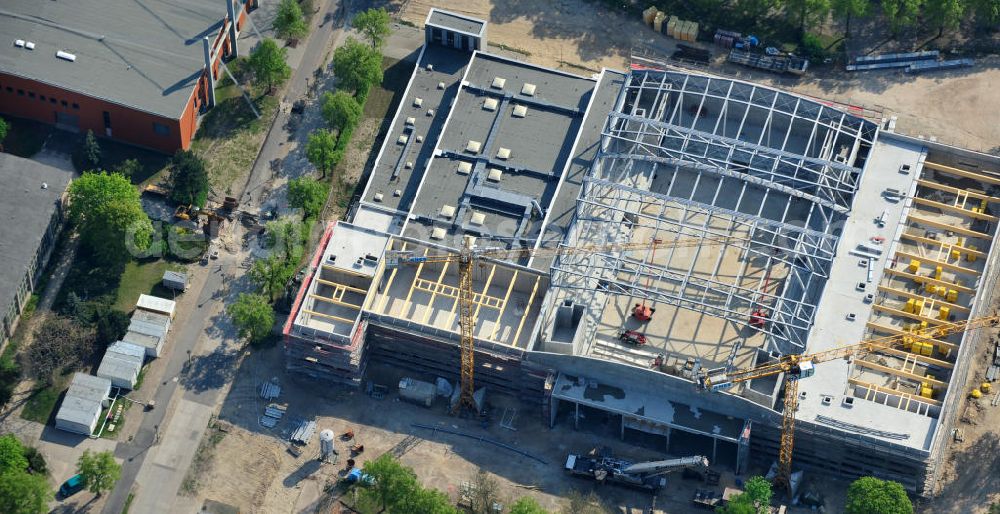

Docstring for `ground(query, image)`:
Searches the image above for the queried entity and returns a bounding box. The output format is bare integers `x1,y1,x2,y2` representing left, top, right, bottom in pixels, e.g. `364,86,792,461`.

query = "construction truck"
565,448,709,491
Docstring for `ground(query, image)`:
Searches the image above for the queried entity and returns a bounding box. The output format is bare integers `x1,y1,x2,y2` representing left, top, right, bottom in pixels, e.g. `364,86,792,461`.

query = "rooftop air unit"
56,50,77,62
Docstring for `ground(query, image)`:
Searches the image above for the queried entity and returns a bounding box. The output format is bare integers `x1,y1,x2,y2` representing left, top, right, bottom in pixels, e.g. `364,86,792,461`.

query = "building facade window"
5,87,11,93
103,111,112,129
72,103,79,110
28,91,35,98
153,122,170,136
50,98,57,104
39,95,46,101
17,89,24,96
60,100,68,107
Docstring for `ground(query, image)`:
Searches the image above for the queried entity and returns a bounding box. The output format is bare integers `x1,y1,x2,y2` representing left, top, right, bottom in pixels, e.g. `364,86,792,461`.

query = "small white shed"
96,341,145,389
136,294,176,318
54,373,111,435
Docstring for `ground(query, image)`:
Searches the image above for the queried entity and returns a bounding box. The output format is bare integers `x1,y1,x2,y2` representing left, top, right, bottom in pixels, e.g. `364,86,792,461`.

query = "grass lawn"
113,259,184,312
96,138,172,186
97,398,131,440
192,78,279,196
21,373,71,424
363,57,409,120
1,116,52,157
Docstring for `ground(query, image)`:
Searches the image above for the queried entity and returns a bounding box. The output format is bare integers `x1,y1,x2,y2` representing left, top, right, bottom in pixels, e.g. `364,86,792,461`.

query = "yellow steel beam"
907,214,992,239
883,268,974,294
876,284,969,313
303,309,356,324
511,276,541,346
492,270,519,341
876,346,954,369
912,196,997,222
894,250,981,277
314,278,368,294
900,232,986,257
872,303,947,325
917,179,1000,202
376,242,406,313
848,378,942,407
854,359,947,387
472,264,497,323
401,248,430,315
924,161,1000,186
422,261,452,325
865,321,958,353
309,294,362,310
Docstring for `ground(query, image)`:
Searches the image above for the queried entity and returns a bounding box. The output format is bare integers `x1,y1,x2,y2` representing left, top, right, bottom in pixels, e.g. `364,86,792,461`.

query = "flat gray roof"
406,53,596,249
55,373,111,431
362,44,472,212
0,153,72,321
0,0,226,118
427,9,486,36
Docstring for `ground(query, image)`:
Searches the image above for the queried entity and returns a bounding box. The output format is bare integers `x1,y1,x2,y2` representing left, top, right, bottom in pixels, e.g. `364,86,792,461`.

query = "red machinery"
620,330,648,346
632,239,663,323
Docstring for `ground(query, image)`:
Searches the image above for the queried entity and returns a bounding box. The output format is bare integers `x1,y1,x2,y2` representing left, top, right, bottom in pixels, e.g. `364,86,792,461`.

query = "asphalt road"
100,2,350,512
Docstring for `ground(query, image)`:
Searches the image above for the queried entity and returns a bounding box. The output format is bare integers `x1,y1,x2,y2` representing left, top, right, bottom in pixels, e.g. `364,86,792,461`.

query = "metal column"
226,0,239,57
202,37,216,108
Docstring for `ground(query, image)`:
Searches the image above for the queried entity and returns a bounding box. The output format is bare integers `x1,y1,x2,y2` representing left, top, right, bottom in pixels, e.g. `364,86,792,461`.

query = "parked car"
59,474,84,498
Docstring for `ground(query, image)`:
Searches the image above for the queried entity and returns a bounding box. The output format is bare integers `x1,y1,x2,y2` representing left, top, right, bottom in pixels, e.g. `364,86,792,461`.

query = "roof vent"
404,161,413,169
41,182,48,189
56,50,77,62
491,77,506,89
427,109,435,116
487,168,503,181
413,97,423,107
397,134,409,145
465,140,482,154
483,98,498,111
14,40,25,48
512,105,527,118
393,189,402,197
426,63,434,71
25,42,35,50
437,82,445,90
415,135,424,143
470,212,486,225
496,147,511,160
431,227,446,240
405,116,415,126
374,192,384,202
457,162,472,175
440,205,456,218
521,83,536,96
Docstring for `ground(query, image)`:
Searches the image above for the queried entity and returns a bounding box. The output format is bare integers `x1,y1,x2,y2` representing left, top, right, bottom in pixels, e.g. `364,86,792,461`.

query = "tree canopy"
332,38,383,95
0,116,8,147
248,39,292,94
510,497,549,514
0,435,28,475
716,476,772,514
845,477,912,514
0,471,51,514
76,450,121,496
288,177,329,220
322,90,363,133
81,130,102,170
249,255,296,302
274,0,309,40
113,158,143,181
67,171,153,262
352,8,391,49
169,149,209,207
24,315,97,383
306,129,340,178
359,454,457,513
228,293,275,345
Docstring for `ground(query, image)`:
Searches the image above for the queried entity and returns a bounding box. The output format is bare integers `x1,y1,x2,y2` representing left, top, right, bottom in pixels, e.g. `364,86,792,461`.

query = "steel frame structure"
551,70,878,356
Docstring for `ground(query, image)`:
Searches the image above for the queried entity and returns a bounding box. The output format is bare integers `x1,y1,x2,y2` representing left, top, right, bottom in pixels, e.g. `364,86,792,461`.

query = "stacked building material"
846,51,938,71
905,59,974,74
291,419,317,445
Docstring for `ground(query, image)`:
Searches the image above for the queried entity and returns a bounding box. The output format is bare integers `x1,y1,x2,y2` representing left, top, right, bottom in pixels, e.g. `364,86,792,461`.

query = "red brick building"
0,0,257,154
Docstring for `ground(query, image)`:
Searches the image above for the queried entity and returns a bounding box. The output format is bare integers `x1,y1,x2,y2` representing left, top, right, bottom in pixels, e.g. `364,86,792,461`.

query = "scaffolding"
550,70,879,356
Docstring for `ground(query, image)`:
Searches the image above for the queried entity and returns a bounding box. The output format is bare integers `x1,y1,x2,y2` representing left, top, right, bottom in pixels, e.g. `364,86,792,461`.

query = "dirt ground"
190,345,849,513
396,0,1000,154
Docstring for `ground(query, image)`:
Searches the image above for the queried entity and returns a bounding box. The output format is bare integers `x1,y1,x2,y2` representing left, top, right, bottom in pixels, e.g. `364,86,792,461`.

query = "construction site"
280,8,1000,500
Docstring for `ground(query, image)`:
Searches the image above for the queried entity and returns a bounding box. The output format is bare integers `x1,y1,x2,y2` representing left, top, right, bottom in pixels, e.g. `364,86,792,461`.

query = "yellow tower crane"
699,314,1000,493
388,234,733,413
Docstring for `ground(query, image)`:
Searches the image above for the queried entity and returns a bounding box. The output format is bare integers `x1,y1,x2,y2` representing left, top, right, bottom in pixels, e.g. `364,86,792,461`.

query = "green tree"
94,307,131,343
743,476,773,512
831,0,868,36
169,149,209,207
970,0,1000,24
113,158,143,181
924,0,965,35
0,435,28,475
24,315,97,383
352,7,391,49
321,90,363,132
248,39,292,94
787,0,831,35
228,293,275,345
249,255,296,302
332,38,383,95
82,130,102,170
306,129,340,178
0,116,8,150
76,450,121,496
402,486,458,514
362,454,419,512
510,496,549,514
0,471,51,514
22,447,47,475
266,219,305,263
881,0,924,33
717,497,756,514
0,352,20,408
67,172,153,262
288,177,329,220
845,476,913,514
274,0,308,40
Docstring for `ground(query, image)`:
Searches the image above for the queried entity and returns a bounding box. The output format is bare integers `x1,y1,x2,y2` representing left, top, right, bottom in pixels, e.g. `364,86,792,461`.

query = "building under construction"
285,8,1000,494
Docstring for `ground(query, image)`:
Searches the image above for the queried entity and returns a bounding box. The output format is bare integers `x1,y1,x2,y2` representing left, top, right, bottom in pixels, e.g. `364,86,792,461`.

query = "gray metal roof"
55,373,111,432
96,341,144,387
0,0,226,118
426,9,486,36
0,153,72,323
131,309,171,328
